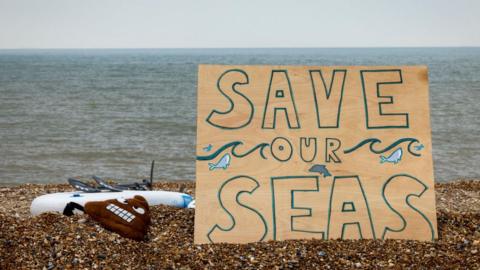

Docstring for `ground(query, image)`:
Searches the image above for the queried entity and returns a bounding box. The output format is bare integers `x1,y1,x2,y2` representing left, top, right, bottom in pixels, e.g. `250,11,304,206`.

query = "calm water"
0,48,479,184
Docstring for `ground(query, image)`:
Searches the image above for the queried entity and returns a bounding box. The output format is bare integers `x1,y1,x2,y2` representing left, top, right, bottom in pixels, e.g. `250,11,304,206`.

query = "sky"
0,0,479,49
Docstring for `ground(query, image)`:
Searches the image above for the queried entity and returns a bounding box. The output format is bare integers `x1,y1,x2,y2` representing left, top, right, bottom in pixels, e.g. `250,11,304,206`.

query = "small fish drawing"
203,144,213,152
208,153,231,171
414,144,424,151
308,164,332,177
380,148,403,164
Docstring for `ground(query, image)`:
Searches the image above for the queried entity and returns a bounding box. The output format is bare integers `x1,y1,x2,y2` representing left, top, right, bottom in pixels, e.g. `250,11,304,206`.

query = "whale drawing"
380,148,403,164
308,164,332,177
208,153,231,171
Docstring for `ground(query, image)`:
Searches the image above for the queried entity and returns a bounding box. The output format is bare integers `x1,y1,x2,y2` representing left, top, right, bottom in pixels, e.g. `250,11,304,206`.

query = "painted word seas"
207,174,435,243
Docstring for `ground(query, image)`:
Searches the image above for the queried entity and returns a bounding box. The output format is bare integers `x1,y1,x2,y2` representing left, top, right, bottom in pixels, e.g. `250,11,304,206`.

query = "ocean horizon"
1,47,479,184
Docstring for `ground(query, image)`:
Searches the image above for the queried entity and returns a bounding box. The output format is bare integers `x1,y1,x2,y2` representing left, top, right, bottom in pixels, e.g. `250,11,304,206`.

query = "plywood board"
194,65,437,244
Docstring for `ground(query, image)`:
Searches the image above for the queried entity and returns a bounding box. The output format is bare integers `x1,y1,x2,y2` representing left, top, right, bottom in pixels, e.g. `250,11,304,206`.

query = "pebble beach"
1,180,479,269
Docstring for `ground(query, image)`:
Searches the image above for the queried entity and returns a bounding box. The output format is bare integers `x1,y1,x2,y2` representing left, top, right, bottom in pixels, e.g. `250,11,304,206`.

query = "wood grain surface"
194,65,436,244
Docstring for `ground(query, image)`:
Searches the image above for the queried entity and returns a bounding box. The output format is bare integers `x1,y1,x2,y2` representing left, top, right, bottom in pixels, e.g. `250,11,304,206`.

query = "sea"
0,48,479,184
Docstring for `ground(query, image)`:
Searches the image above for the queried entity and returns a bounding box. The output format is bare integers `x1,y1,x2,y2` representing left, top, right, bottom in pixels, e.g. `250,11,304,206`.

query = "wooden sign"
194,65,437,244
